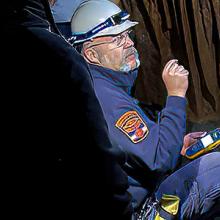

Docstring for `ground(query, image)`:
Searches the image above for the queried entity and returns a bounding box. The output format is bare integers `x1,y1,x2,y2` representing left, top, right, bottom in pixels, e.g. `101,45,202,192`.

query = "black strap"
158,206,177,220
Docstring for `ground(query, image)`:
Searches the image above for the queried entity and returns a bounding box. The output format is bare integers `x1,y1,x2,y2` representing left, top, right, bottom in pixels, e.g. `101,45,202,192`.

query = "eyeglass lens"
114,30,134,47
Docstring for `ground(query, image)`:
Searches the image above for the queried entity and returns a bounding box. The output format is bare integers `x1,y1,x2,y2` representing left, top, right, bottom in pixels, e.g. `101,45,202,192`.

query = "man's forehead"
92,35,114,42
91,30,129,41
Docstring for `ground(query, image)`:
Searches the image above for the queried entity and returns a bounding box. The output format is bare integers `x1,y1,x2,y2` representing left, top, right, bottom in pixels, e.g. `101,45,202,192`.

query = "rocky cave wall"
117,0,220,131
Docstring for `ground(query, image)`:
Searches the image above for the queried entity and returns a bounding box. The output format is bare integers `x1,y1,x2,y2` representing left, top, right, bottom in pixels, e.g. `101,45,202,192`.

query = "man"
70,0,220,219
2,0,133,219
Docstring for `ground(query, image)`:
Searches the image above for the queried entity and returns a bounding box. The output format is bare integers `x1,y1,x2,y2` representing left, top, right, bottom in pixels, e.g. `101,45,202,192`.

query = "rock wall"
119,0,220,131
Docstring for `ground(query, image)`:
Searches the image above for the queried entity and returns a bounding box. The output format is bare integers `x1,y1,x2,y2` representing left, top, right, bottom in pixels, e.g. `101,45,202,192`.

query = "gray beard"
119,50,140,72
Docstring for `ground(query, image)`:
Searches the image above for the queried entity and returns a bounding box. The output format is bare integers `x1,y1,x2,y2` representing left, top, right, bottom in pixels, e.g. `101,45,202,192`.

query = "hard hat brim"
96,20,138,37
74,20,138,44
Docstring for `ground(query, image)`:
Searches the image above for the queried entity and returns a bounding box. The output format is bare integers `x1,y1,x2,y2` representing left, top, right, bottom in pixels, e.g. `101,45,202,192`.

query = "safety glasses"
85,30,133,49
70,11,130,43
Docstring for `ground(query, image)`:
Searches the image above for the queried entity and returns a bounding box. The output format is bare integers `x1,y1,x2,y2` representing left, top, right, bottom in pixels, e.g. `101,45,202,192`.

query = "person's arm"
108,60,189,174
111,96,186,174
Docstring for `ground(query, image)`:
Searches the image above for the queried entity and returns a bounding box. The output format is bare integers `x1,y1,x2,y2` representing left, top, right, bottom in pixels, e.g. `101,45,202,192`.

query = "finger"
176,65,185,72
190,132,207,138
169,63,179,75
170,63,179,71
168,61,179,72
176,70,189,76
164,59,178,72
200,132,207,137
181,147,186,156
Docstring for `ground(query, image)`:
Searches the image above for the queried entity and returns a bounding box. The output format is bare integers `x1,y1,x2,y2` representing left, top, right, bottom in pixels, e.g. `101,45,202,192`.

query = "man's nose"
124,36,134,48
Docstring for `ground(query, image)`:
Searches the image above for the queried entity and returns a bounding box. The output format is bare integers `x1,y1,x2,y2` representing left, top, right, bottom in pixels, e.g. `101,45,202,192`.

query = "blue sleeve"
110,96,187,174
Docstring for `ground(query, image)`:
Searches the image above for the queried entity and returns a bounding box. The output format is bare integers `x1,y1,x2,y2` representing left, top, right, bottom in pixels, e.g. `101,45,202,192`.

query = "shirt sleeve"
111,96,187,174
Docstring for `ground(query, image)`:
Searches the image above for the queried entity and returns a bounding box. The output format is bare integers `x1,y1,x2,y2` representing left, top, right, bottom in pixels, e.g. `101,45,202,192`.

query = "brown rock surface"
119,0,220,131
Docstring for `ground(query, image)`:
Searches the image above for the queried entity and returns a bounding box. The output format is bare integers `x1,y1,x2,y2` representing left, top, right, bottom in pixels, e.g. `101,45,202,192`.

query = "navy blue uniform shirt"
89,64,187,208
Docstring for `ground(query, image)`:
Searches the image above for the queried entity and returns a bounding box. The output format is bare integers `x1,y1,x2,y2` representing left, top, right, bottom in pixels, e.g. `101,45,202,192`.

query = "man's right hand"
162,59,189,97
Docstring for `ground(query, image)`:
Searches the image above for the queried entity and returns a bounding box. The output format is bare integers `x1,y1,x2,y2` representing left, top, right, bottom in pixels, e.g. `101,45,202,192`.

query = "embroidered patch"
115,111,149,143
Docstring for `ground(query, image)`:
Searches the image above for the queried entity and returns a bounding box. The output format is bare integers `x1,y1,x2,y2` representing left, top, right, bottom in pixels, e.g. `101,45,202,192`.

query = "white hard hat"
70,0,138,44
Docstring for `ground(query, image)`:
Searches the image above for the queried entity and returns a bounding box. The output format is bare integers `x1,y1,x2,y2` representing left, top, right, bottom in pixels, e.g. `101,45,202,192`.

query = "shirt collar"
89,64,138,94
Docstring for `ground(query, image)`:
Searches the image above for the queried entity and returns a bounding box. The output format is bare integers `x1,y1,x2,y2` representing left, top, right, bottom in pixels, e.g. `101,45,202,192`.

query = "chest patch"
115,111,149,143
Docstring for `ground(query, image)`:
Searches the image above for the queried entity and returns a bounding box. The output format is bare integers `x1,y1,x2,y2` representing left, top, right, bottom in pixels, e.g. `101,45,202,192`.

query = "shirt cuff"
165,96,187,110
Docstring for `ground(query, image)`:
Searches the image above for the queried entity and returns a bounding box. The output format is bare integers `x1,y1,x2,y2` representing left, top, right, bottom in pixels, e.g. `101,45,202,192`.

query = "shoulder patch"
115,111,149,143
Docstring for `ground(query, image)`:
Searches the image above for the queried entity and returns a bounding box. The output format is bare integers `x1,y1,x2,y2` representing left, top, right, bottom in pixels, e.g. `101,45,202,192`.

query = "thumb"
190,131,207,139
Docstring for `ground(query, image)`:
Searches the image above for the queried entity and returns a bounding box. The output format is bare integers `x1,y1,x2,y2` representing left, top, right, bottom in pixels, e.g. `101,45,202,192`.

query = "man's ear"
83,47,101,65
